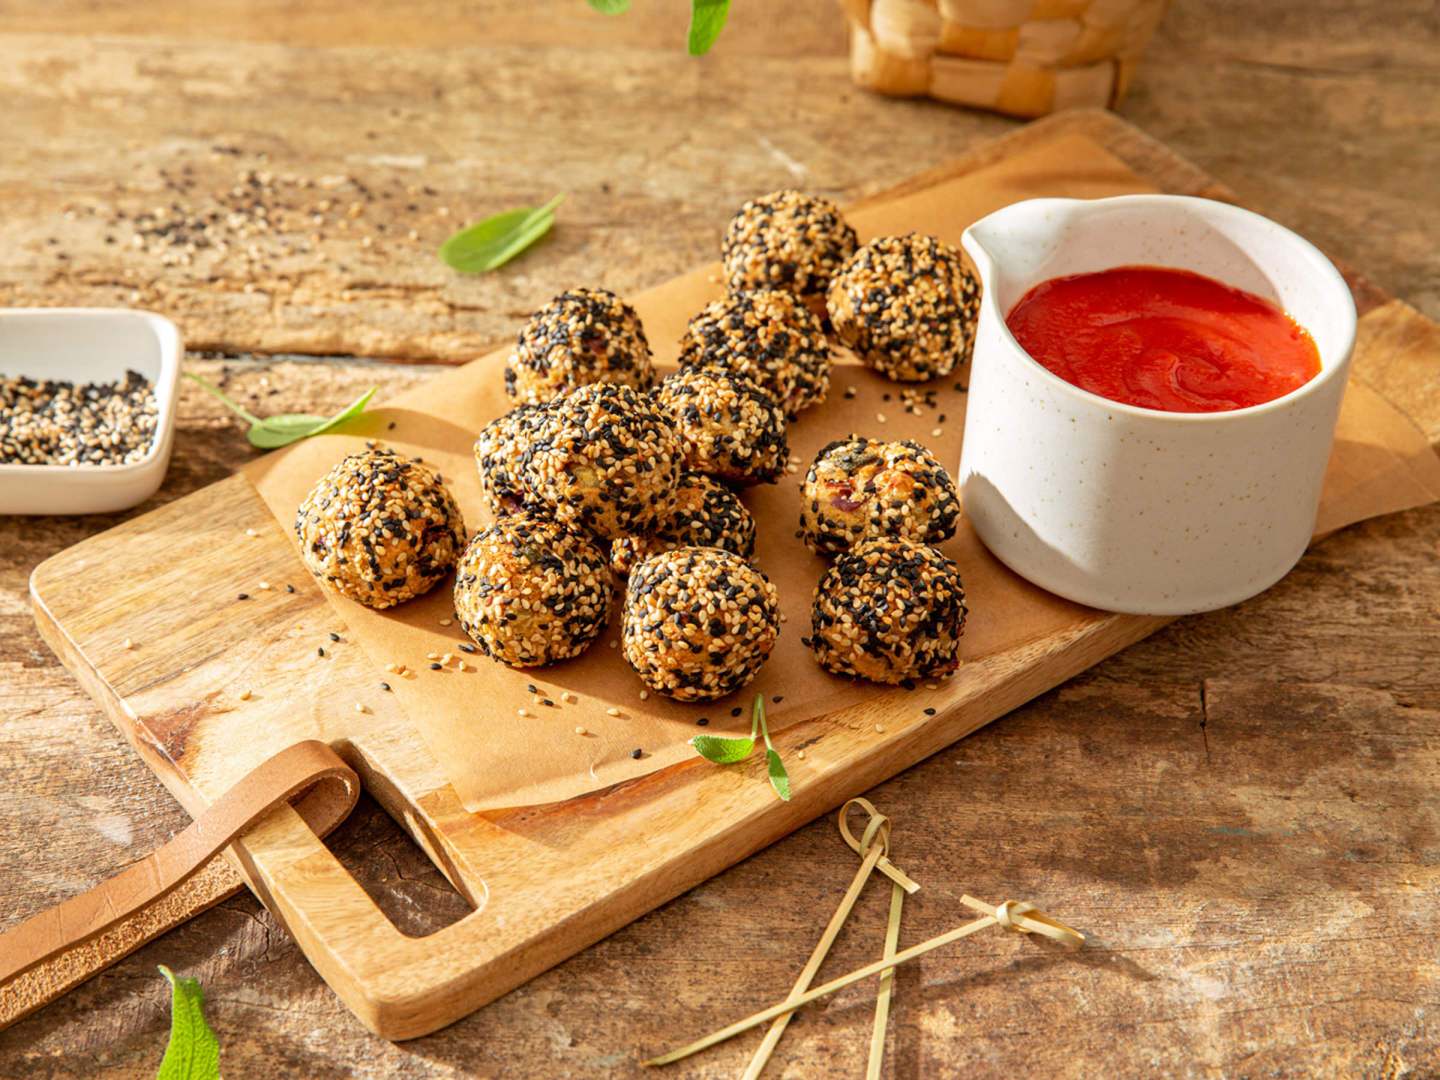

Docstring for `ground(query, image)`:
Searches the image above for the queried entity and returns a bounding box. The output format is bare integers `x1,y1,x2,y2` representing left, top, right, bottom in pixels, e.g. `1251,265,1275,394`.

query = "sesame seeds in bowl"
0,308,181,516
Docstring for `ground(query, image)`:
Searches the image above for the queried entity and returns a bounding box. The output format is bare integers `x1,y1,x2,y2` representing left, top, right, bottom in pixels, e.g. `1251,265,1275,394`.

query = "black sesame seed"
285,584,296,593
328,632,341,642
458,643,477,654
631,748,643,759
430,662,442,670
772,695,783,703
380,682,391,691
924,707,936,715
543,699,555,707
237,593,249,600
526,684,538,693
731,707,743,717
696,717,710,726
318,647,326,657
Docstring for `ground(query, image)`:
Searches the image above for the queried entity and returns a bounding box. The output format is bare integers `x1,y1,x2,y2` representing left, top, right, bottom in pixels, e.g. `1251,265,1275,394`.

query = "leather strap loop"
0,740,358,1030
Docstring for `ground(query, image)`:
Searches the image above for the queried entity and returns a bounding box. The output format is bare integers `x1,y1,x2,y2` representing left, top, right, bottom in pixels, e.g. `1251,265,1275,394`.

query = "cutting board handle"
0,740,358,1031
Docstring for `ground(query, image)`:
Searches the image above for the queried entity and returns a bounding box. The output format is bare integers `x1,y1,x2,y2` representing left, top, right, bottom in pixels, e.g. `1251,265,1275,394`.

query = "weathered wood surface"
1,1,1438,1076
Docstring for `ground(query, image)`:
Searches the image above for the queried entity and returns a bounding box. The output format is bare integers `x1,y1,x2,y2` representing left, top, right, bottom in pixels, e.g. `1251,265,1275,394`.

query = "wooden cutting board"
28,111,1440,1041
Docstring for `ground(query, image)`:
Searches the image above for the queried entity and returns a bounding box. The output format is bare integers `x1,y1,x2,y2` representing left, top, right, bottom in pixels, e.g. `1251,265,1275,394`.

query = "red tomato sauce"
1005,266,1322,413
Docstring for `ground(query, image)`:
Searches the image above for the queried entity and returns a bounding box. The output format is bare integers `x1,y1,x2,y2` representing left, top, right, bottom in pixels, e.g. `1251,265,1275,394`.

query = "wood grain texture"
1,1,1437,1075
14,109,1440,1046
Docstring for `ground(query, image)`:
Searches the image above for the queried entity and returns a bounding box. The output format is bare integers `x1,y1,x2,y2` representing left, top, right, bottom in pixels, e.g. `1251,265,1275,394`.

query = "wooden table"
2,3,1437,1076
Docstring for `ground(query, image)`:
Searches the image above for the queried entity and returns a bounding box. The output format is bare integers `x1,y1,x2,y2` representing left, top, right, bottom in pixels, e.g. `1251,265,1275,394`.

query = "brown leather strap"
0,740,358,1030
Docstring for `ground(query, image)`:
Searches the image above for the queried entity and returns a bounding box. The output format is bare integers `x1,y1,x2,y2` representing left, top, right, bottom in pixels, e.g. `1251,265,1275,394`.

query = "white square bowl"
0,308,182,516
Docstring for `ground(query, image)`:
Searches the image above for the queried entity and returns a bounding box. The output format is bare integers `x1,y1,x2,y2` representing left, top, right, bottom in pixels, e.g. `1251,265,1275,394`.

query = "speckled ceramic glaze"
958,195,1357,615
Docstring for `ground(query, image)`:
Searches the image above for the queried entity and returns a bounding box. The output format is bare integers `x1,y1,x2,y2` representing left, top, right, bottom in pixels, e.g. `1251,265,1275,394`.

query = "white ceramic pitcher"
957,195,1357,616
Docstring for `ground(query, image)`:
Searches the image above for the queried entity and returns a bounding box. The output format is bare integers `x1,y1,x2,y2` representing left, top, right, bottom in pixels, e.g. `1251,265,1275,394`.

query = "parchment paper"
244,134,1440,811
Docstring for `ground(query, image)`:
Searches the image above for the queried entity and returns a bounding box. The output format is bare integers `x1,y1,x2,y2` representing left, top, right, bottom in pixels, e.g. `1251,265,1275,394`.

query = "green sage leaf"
439,193,565,274
586,0,631,12
185,372,376,449
156,966,221,1080
246,387,377,449
687,0,731,55
766,747,791,802
691,734,754,765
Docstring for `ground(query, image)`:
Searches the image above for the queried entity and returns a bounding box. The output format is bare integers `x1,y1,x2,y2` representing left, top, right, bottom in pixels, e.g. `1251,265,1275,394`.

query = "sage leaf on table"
184,372,377,449
687,0,731,55
438,193,566,274
585,0,632,12
156,966,221,1080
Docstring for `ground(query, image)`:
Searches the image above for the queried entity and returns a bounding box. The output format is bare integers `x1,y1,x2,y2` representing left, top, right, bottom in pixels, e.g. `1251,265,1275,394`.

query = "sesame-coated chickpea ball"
295,447,466,609
519,382,683,540
611,471,757,577
504,287,655,404
799,435,960,556
811,537,967,684
678,289,831,417
652,368,788,486
722,190,858,321
454,513,613,668
473,403,546,516
826,233,980,383
621,547,780,702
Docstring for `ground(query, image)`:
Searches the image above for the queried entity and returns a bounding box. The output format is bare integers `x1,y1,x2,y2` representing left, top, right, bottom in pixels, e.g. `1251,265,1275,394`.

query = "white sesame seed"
875,723,886,733
123,637,133,650
575,725,587,735
238,689,252,701
796,750,805,760
606,707,621,717
931,428,943,437
562,691,577,704
876,413,887,423
639,690,650,701
439,617,452,626
354,703,367,713
245,528,257,536
258,582,271,591
385,662,398,672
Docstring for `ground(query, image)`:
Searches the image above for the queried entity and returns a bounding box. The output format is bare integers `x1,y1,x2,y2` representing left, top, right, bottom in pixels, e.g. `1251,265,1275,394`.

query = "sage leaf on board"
692,734,755,765
185,372,377,449
439,194,566,274
156,966,221,1080
687,0,731,55
689,694,792,800
765,748,791,802
586,0,632,12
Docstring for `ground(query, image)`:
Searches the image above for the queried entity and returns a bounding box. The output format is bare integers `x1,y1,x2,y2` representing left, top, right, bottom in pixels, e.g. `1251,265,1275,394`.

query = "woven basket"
843,0,1170,118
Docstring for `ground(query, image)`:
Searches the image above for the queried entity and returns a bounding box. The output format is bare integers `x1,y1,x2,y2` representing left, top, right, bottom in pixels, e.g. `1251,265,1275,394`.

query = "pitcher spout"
961,198,1090,310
